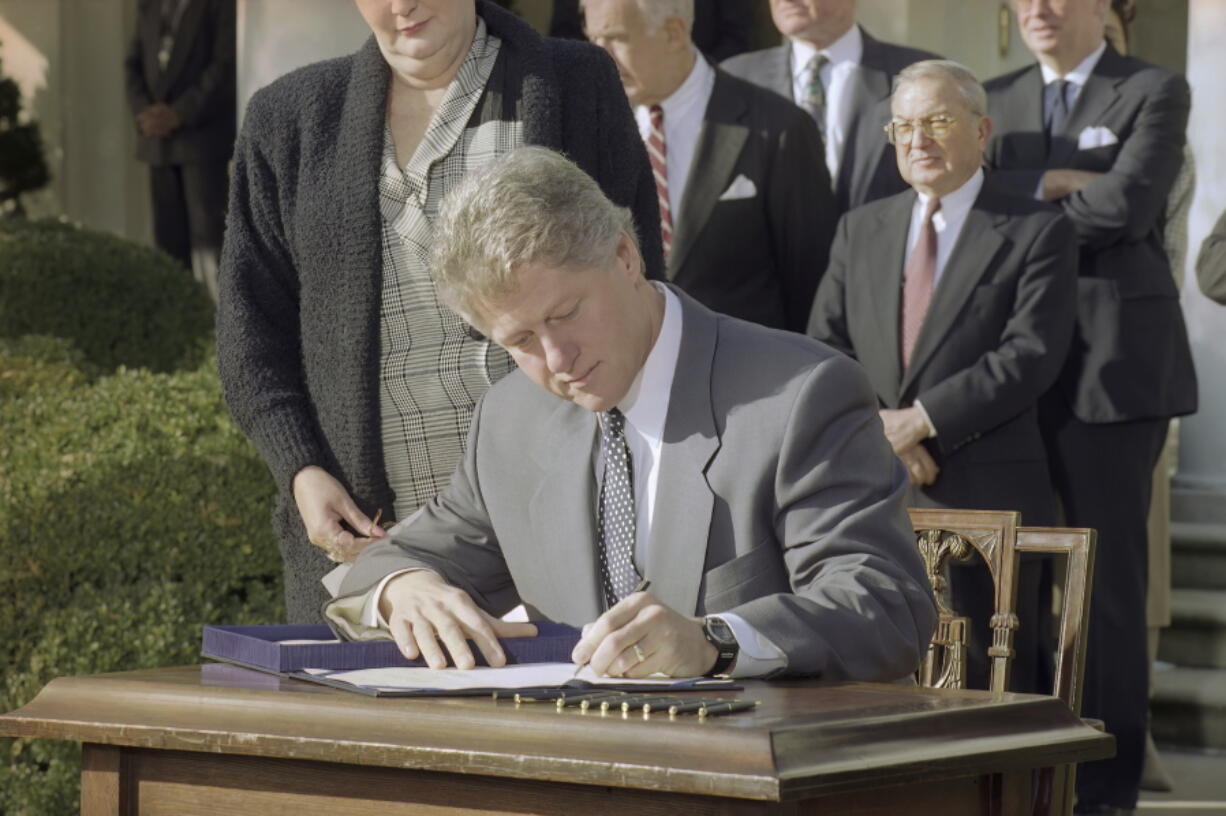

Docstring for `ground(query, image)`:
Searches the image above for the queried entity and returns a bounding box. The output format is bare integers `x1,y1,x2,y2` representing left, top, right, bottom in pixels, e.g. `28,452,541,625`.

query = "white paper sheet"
300,663,698,691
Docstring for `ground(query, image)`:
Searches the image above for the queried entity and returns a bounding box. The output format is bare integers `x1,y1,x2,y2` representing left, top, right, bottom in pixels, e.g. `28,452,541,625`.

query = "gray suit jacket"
809,179,1077,524
721,28,937,215
330,288,936,680
124,0,236,166
667,66,835,332
984,44,1196,423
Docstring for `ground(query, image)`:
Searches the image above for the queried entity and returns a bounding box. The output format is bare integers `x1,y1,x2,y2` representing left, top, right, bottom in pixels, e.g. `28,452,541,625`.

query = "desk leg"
81,743,130,816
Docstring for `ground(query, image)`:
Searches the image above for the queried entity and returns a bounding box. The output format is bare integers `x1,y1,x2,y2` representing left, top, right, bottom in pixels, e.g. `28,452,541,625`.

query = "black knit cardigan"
216,1,664,622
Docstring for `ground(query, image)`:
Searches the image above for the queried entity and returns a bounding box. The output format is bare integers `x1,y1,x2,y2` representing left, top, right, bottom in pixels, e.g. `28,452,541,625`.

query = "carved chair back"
908,508,1022,696
907,508,1097,716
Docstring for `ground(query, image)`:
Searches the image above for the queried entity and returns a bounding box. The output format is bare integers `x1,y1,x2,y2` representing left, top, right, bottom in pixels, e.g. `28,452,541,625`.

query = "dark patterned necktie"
597,408,640,606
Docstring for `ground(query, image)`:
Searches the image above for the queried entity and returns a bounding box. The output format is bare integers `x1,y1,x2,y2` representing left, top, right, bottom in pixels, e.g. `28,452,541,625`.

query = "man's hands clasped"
879,406,939,486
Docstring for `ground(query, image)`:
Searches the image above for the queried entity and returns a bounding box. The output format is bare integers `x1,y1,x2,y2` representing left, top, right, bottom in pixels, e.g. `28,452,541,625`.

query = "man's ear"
663,15,690,51
978,114,993,150
615,230,643,281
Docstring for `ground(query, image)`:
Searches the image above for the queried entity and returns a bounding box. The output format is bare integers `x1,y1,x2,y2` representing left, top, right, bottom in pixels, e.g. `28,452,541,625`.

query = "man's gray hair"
893,60,988,117
579,0,694,32
430,146,638,321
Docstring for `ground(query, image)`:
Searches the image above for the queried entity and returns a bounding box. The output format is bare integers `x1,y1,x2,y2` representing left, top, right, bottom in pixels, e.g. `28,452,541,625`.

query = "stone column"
1175,0,1226,494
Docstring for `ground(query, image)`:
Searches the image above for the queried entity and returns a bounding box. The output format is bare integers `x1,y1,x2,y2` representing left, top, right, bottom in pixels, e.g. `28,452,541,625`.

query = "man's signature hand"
571,591,717,678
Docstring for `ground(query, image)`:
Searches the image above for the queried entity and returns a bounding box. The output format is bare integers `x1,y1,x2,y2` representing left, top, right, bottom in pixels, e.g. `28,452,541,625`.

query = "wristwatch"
702,615,740,676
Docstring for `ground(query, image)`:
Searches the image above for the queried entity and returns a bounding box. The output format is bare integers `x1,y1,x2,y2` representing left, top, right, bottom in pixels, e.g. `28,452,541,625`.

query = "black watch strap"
702,616,739,676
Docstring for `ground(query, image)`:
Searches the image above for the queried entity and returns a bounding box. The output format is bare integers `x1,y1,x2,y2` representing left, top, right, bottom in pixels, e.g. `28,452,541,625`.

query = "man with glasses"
984,2,1195,811
809,60,1076,698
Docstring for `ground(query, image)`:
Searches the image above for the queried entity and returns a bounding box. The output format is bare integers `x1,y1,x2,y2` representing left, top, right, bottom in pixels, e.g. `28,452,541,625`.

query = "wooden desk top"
0,664,1112,802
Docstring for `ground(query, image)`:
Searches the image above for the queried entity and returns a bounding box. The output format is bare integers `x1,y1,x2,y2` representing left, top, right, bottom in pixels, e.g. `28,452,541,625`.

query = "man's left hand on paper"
379,570,538,670
572,591,717,678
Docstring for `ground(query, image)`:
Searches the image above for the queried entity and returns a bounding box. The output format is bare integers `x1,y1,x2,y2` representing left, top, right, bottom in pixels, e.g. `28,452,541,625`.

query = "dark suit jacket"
721,27,938,214
124,0,237,167
329,288,937,681
808,179,1077,523
984,44,1196,423
668,68,836,332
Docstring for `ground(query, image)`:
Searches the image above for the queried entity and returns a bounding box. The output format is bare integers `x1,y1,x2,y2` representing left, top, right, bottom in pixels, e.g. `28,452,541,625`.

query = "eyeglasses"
884,115,958,144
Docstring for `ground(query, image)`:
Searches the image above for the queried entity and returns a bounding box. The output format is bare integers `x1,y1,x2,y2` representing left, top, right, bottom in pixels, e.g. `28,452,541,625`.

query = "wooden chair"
907,508,1099,816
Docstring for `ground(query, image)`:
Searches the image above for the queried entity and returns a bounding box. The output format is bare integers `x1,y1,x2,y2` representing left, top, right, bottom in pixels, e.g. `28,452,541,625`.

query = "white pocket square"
1077,125,1119,150
718,174,757,201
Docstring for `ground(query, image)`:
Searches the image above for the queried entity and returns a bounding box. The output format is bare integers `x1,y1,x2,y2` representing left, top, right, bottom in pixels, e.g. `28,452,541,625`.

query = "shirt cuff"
360,568,434,629
718,612,787,678
913,400,939,439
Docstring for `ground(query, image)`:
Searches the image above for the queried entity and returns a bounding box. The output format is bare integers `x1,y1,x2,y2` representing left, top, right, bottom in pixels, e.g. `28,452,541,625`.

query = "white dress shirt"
906,168,985,437
790,24,864,185
634,54,716,224
361,284,786,677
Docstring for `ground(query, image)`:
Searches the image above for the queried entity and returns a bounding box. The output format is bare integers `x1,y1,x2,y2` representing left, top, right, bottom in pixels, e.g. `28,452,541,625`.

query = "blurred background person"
124,0,236,303
1198,209,1226,306
216,0,663,624
583,0,835,331
723,0,938,216
985,0,1196,810
552,0,753,62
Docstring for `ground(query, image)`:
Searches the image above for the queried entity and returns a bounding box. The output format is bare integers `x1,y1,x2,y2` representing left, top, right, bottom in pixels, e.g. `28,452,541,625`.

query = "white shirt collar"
655,51,712,118
790,22,863,78
1039,39,1107,87
915,167,984,224
617,283,681,440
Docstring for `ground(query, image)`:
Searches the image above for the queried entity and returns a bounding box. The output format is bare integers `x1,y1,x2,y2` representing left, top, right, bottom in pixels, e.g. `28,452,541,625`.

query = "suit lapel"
529,402,603,624
644,290,720,617
900,193,1007,394
768,44,795,101
841,32,896,207
994,66,1047,171
862,192,913,406
1051,46,1125,167
669,70,748,279
157,0,206,94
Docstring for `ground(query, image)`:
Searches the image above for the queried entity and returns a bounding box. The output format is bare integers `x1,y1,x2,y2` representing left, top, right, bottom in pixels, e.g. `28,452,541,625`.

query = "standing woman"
217,0,664,623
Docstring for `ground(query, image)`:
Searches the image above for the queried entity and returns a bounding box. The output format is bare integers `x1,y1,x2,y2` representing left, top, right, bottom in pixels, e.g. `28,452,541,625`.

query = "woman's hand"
292,466,386,562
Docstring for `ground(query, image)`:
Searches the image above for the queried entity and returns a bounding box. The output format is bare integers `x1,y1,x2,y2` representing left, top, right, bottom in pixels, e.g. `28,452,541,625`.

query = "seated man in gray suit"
325,146,936,680
808,60,1077,694
583,0,835,332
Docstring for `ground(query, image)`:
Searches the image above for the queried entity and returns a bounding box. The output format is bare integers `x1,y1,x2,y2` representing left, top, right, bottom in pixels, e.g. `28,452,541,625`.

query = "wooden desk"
0,664,1111,815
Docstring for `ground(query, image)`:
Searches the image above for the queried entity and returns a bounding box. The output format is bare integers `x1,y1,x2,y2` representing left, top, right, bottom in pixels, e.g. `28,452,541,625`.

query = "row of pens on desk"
493,688,759,718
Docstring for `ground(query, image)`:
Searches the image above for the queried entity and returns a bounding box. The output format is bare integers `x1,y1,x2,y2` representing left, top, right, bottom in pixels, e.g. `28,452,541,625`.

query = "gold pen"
571,578,652,678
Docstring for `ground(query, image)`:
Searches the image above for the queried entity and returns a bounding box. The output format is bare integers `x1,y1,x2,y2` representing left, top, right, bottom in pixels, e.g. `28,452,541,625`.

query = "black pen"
571,578,652,678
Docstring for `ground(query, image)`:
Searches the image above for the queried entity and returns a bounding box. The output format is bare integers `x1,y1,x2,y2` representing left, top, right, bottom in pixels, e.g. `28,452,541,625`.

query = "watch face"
706,616,735,645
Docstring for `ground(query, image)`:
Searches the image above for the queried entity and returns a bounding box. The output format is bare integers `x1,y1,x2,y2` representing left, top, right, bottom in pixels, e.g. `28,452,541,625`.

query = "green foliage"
0,225,282,812
0,48,51,215
0,218,213,373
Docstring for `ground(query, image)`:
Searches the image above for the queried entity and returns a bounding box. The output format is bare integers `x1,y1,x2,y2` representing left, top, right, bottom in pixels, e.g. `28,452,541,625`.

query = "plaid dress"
377,19,521,521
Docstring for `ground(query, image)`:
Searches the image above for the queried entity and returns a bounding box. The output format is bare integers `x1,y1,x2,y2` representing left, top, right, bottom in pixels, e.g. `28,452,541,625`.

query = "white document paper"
301,663,698,691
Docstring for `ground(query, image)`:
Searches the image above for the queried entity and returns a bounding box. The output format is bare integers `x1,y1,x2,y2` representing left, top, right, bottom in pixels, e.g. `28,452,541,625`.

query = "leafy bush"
0,221,281,813
0,218,213,373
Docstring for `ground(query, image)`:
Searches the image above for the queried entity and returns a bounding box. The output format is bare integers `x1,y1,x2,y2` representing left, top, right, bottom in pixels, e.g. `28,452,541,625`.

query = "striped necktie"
647,105,673,259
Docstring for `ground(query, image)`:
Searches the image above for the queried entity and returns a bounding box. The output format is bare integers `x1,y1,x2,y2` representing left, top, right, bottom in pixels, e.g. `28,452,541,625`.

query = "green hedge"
0,219,281,814
0,218,213,373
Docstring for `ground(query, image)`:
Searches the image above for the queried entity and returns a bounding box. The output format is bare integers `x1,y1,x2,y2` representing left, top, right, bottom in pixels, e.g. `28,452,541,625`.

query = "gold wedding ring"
632,644,647,664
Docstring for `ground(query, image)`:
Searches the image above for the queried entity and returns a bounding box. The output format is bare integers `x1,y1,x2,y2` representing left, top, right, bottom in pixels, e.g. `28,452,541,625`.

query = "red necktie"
647,105,673,258
901,197,941,369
